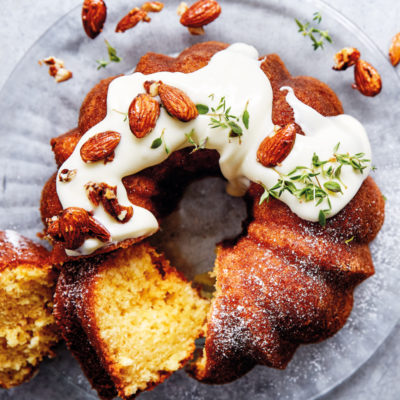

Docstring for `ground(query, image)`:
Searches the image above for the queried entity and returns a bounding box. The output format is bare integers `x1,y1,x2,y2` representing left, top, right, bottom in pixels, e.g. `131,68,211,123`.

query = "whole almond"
129,94,160,138
47,207,111,249
332,47,360,71
180,0,221,28
115,8,148,33
57,207,90,249
158,83,198,122
80,131,121,163
352,59,382,97
389,32,400,67
141,1,164,12
257,123,297,167
82,0,107,39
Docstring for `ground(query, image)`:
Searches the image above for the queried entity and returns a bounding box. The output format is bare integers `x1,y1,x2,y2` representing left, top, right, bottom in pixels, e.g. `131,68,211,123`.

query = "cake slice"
0,230,59,388
54,243,209,399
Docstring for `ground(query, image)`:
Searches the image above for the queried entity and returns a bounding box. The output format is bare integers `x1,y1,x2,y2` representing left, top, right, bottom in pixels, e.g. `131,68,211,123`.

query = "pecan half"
180,0,221,28
85,182,133,223
389,32,400,67
82,0,107,39
257,123,297,167
80,131,121,163
141,1,164,12
158,82,198,122
352,59,382,97
332,47,360,71
115,8,149,33
129,94,160,138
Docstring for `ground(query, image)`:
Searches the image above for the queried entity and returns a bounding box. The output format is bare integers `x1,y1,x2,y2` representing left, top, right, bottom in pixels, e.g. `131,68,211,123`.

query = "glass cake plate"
0,0,399,399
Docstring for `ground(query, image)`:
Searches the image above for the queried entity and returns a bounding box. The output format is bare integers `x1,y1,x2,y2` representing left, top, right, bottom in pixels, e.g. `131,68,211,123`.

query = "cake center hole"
150,176,247,280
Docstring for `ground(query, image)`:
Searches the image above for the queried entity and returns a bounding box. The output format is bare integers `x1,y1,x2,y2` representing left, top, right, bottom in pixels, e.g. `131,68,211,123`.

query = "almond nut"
389,32,400,67
332,47,360,71
47,207,111,249
158,82,198,122
80,131,121,163
352,59,382,97
115,8,148,33
180,0,221,28
257,123,297,167
129,94,160,138
82,0,107,39
141,1,164,12
85,182,133,223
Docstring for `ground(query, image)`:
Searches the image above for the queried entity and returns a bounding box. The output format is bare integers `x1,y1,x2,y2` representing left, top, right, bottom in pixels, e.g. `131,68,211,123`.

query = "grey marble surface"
0,0,399,399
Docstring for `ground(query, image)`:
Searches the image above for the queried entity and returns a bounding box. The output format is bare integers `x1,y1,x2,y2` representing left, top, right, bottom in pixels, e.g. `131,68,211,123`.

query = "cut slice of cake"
54,243,209,399
0,230,59,388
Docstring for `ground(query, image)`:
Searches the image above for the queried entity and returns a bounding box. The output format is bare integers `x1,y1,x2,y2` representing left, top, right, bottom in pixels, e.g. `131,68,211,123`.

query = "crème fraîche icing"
56,43,371,255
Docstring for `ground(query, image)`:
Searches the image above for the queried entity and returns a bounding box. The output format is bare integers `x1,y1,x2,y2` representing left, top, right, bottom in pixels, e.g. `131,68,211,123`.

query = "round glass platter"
0,0,399,399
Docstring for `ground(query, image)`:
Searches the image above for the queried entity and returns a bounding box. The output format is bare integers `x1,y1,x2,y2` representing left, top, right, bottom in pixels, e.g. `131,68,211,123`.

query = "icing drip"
56,43,371,255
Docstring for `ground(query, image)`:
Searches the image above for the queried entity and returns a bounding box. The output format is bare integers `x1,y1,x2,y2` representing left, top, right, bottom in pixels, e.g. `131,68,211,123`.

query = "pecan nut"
115,8,149,33
85,182,133,223
332,47,360,71
389,32,400,67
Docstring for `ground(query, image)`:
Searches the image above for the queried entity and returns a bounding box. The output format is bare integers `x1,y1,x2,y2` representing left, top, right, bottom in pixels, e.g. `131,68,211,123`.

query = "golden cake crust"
41,42,384,384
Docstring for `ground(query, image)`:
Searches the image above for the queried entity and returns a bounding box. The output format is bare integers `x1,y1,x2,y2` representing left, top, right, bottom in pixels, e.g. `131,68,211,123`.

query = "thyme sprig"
295,12,332,51
259,142,371,226
185,129,208,153
96,40,122,70
195,96,250,143
151,129,170,154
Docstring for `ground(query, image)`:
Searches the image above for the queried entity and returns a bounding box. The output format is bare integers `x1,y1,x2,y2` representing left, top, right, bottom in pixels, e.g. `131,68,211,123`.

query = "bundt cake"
0,230,59,388
40,41,384,391
54,243,209,399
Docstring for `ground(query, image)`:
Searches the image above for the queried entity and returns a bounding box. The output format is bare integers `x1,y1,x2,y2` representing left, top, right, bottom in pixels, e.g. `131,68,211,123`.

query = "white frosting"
56,43,371,256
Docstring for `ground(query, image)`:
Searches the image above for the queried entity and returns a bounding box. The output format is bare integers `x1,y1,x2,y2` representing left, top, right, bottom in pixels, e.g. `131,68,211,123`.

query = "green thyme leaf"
105,40,121,63
318,209,327,227
151,138,162,149
228,121,243,135
242,110,249,129
96,60,110,70
196,104,209,114
294,12,332,51
324,181,342,193
259,185,270,205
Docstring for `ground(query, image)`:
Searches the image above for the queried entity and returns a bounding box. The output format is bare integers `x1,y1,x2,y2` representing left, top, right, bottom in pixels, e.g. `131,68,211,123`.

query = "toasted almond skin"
158,83,198,122
115,8,148,32
128,94,160,138
85,182,133,223
180,0,221,28
80,131,121,163
389,32,400,67
257,123,297,167
82,0,107,39
141,1,164,12
47,207,111,249
353,59,382,97
332,47,360,71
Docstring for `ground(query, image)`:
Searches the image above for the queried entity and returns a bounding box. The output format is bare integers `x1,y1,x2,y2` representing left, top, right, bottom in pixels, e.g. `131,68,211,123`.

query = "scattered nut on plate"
389,32,400,67
332,47,360,71
352,59,382,97
178,0,221,36
38,57,73,83
81,0,107,39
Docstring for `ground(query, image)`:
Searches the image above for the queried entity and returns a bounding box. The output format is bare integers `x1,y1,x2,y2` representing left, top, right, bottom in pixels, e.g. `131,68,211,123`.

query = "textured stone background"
0,1,399,399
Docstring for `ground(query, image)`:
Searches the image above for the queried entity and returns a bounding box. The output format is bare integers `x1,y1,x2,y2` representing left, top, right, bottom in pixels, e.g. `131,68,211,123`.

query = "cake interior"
91,246,210,398
0,264,58,388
